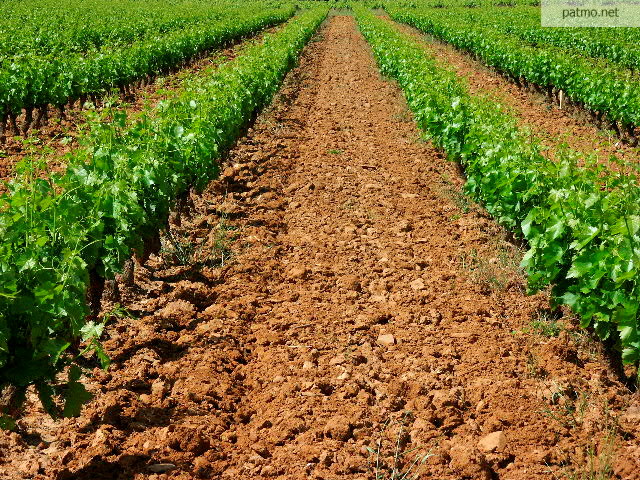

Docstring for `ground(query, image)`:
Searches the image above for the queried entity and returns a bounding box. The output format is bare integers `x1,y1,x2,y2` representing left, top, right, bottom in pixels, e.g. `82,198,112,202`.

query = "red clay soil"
388,18,640,170
1,14,640,480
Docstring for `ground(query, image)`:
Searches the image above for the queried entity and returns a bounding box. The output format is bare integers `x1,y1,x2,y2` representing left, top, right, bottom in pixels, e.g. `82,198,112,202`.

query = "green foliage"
380,0,541,8
366,413,435,480
0,2,296,114
383,4,640,71
355,8,640,366
387,6,640,129
456,6,640,72
0,0,272,56
0,5,328,422
62,365,93,418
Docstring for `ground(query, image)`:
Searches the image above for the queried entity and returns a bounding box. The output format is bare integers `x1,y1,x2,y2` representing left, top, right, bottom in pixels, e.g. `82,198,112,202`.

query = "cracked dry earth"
2,14,640,480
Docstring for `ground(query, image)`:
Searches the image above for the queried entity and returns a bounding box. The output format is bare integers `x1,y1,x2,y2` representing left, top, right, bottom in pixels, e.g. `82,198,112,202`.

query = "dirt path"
1,14,640,480
386,18,640,169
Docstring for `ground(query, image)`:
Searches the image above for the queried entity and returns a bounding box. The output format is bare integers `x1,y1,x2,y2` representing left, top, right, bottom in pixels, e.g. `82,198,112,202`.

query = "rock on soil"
477,431,507,453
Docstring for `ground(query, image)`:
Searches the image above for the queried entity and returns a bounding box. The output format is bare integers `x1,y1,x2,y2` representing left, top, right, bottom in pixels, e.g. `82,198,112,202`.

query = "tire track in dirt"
2,13,640,480
385,17,640,169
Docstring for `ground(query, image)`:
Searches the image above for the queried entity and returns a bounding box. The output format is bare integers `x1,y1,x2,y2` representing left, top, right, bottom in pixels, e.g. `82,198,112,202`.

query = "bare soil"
1,15,639,480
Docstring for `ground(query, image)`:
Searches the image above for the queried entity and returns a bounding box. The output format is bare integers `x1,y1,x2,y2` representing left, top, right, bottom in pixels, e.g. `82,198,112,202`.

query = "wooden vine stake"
558,89,564,110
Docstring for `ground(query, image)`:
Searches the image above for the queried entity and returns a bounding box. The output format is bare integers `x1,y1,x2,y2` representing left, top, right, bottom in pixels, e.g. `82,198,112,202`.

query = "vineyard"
1,0,640,479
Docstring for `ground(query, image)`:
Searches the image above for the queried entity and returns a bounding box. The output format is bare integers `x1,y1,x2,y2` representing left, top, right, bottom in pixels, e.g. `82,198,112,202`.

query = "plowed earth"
1,14,640,480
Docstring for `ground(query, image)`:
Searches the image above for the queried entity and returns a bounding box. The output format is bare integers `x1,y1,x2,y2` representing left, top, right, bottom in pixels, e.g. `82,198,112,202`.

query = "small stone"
336,371,350,380
353,315,371,331
148,463,177,473
248,454,267,465
156,300,195,322
319,450,334,466
91,428,109,447
306,348,320,362
284,182,301,193
377,334,395,346
194,456,209,471
302,361,314,369
261,465,276,476
221,430,237,443
273,376,285,383
251,442,270,458
330,354,346,365
411,417,430,433
324,415,352,441
398,221,412,232
151,380,167,398
410,279,425,291
478,431,507,453
339,274,361,292
222,166,236,179
622,405,640,423
286,267,309,280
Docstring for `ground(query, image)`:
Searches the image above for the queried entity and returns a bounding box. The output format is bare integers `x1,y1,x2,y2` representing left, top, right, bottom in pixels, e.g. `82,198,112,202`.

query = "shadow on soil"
56,454,150,480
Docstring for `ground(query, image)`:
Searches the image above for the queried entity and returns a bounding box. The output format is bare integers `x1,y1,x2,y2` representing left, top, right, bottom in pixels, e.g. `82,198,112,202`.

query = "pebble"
339,274,362,292
251,442,270,458
261,465,276,476
377,333,396,346
286,266,309,280
622,405,640,423
148,463,177,473
478,431,507,453
324,415,353,441
353,315,371,331
329,354,346,365
398,220,413,232
151,380,167,398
